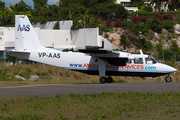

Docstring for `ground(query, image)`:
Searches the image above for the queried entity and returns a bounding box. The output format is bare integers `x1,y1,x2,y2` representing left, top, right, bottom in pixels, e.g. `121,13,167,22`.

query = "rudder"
15,15,42,51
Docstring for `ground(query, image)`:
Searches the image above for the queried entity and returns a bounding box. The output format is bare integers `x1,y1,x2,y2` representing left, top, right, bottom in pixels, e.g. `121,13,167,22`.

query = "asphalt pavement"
0,82,180,98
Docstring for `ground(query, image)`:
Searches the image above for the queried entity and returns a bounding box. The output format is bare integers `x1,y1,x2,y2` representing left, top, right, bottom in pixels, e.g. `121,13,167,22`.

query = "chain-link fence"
150,53,180,62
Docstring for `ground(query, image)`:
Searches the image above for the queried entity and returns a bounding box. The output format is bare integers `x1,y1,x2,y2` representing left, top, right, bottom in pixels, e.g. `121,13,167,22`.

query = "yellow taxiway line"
0,84,60,89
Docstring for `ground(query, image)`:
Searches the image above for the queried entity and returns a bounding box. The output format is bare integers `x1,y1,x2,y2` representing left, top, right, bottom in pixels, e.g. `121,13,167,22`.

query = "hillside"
101,13,180,56
105,25,180,53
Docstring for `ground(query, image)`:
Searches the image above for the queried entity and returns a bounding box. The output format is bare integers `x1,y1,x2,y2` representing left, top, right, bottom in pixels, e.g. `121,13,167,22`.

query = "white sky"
1,0,59,8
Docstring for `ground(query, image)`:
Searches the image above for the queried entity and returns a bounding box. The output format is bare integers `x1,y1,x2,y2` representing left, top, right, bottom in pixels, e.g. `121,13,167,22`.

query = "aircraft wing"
78,49,128,66
78,49,120,57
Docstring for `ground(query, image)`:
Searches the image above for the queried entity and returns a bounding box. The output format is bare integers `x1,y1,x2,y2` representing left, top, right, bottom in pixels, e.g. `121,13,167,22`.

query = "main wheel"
165,76,171,82
106,77,113,83
100,77,106,83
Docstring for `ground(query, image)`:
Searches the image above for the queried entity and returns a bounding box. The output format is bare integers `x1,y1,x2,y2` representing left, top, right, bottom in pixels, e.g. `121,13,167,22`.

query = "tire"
106,77,113,83
100,77,106,83
165,76,171,82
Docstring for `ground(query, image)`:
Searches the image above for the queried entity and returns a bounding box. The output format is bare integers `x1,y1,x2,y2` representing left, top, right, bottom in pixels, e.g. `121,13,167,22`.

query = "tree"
107,3,128,21
33,0,48,10
155,43,163,52
53,21,60,29
15,0,32,12
170,40,179,53
168,0,180,11
97,0,113,4
94,3,128,21
81,0,97,8
0,0,5,10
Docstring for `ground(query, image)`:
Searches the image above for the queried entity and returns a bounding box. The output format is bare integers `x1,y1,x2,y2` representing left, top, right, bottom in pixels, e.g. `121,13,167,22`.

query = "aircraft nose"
167,65,177,73
171,67,177,72
158,63,177,73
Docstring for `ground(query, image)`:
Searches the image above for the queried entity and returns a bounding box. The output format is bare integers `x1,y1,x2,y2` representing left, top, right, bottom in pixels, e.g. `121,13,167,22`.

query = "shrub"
155,43,163,52
143,41,153,51
110,37,115,42
154,14,163,21
163,14,174,20
163,20,174,33
114,20,121,27
104,33,109,38
135,38,153,51
170,40,180,53
140,23,148,34
120,34,130,49
141,16,148,23
95,16,104,22
132,16,142,23
104,21,111,27
121,19,128,29
150,19,163,33
128,22,141,36
132,16,148,23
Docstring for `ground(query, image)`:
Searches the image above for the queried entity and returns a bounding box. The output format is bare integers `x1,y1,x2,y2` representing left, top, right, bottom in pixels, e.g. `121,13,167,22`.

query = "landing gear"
106,77,113,83
165,75,172,82
100,77,106,83
99,76,113,83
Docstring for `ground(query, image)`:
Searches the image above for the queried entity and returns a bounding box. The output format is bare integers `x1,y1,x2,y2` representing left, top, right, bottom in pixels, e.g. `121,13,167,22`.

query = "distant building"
114,0,138,12
0,21,117,61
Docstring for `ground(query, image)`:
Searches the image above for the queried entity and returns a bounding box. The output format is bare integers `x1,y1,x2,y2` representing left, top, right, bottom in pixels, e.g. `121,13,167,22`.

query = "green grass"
0,92,180,119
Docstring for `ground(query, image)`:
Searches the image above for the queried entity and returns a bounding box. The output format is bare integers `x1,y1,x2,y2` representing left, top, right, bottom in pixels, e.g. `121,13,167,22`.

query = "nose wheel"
165,75,172,82
100,76,113,83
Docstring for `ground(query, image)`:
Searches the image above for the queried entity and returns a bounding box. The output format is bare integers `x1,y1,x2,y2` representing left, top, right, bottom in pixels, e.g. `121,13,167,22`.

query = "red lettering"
122,66,126,69
119,66,123,69
110,65,113,69
83,63,88,68
140,65,144,70
137,65,140,70
106,64,109,68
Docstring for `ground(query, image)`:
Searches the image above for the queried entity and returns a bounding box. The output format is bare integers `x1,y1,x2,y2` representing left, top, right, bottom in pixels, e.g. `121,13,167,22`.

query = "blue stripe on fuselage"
62,67,173,73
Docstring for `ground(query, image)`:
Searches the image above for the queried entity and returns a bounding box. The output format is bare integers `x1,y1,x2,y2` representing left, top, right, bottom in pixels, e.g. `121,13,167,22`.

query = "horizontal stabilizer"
10,49,31,54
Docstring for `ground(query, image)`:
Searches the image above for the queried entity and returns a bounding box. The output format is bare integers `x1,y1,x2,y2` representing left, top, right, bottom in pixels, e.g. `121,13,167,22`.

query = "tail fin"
15,15,42,51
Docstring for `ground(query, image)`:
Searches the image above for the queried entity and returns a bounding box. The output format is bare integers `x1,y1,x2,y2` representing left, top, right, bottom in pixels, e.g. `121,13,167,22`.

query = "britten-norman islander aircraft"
11,15,177,83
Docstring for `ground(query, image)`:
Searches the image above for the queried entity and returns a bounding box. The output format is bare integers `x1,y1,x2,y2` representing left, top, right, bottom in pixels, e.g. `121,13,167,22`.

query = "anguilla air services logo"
17,24,30,31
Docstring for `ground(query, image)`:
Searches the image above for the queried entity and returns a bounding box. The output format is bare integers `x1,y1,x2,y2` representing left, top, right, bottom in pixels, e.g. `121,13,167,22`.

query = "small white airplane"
11,15,177,83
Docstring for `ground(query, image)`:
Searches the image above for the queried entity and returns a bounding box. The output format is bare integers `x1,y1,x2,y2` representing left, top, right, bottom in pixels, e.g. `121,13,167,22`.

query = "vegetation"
53,21,60,29
120,34,130,49
2,0,180,53
0,92,180,119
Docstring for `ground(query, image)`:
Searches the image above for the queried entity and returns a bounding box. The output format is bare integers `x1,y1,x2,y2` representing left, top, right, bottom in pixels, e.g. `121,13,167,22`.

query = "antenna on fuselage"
140,49,143,55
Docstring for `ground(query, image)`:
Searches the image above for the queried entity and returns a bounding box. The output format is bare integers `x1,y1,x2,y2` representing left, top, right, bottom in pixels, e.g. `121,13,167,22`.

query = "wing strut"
98,58,106,77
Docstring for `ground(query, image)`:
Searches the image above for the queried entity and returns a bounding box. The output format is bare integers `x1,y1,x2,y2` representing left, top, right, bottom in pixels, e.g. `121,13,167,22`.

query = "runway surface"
0,82,180,98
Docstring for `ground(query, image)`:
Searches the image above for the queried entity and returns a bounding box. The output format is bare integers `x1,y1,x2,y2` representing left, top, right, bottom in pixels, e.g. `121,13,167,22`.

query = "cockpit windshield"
145,56,157,64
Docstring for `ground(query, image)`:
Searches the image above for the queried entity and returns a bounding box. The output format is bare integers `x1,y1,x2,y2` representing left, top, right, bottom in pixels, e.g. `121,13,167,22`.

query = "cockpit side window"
145,56,157,64
134,58,143,64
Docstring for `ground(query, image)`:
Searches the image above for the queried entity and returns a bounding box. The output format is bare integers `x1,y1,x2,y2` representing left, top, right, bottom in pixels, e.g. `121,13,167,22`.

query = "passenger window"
134,58,143,64
127,59,132,64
